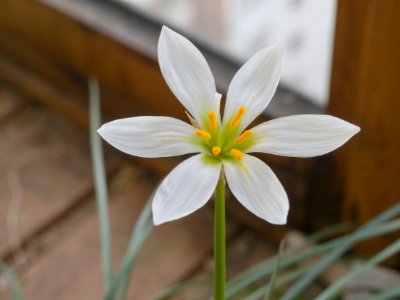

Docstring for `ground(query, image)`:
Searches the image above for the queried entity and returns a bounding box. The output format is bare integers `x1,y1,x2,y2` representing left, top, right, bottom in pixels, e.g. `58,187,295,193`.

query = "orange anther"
236,130,253,144
230,106,246,128
230,148,243,160
195,130,211,141
208,111,218,130
212,146,221,156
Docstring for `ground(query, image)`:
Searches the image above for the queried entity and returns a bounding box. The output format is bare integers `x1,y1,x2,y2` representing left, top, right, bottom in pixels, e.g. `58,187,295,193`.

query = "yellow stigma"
230,106,246,128
230,148,243,160
212,146,221,156
195,130,211,141
208,111,218,130
236,130,253,144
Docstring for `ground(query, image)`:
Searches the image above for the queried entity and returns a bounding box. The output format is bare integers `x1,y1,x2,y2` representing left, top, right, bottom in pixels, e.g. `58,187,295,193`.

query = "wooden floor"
0,85,277,299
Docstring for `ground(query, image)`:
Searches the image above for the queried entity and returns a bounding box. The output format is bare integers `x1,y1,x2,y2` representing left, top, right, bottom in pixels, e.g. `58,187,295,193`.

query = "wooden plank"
0,104,97,259
0,56,88,130
11,165,218,300
328,1,400,250
0,0,187,122
0,28,85,98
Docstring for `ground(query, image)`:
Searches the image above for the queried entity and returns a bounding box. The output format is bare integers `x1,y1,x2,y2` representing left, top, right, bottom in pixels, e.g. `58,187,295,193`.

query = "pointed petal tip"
352,124,361,134
263,44,284,60
267,195,289,225
270,210,288,225
160,25,177,39
97,123,113,139
152,207,175,226
272,44,284,55
152,213,163,226
160,25,171,35
344,121,361,138
97,124,106,136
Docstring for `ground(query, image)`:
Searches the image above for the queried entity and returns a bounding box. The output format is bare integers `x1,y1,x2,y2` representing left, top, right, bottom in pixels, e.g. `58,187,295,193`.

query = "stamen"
236,130,253,144
230,106,246,128
230,148,243,160
185,110,200,128
195,130,211,141
208,111,218,130
212,146,221,156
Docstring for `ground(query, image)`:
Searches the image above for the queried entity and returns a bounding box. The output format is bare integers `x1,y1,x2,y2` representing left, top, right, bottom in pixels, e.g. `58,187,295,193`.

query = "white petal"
98,116,200,158
249,115,360,157
158,26,218,125
223,154,288,224
152,154,221,225
223,45,282,131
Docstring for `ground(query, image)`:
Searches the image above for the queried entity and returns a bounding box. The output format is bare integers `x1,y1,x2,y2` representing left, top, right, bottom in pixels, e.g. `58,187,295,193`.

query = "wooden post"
329,0,400,246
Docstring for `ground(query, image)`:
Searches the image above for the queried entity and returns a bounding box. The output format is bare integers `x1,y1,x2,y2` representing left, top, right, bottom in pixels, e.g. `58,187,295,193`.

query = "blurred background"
0,0,399,299
119,0,337,105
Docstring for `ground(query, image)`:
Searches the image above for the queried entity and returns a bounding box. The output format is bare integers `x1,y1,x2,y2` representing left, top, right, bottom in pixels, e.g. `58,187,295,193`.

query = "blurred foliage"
154,204,400,300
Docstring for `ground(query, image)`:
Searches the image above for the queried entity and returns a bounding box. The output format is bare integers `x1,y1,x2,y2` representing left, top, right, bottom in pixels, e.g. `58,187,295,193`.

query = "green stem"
214,173,226,300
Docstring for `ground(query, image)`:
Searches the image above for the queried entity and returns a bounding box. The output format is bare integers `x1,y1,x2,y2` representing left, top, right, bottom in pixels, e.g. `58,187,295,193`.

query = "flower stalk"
214,172,226,300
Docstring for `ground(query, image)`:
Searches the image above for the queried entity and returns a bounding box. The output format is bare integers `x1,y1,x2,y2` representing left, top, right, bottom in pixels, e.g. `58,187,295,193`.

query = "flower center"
193,106,255,162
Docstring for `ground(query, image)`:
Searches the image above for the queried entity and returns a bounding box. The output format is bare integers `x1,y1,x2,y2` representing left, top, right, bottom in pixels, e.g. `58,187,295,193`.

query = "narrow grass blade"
243,267,309,300
316,238,400,300
369,286,400,300
226,222,354,298
153,277,212,300
226,204,400,298
117,194,154,299
264,240,285,300
0,260,24,300
230,217,400,299
307,222,354,243
104,184,157,300
280,203,400,300
89,77,113,291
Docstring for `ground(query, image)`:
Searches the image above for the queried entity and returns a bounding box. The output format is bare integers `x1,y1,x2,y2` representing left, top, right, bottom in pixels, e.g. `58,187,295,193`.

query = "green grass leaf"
89,77,113,292
316,238,400,300
153,277,212,300
0,260,24,300
264,240,285,300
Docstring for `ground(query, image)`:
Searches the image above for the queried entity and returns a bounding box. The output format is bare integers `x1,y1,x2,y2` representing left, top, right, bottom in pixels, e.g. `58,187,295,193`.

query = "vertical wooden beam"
329,0,400,234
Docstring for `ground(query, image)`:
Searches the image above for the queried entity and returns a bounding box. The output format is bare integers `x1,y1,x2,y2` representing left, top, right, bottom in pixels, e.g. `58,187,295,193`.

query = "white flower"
98,26,360,226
